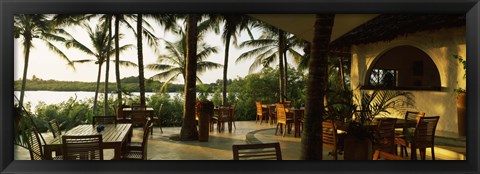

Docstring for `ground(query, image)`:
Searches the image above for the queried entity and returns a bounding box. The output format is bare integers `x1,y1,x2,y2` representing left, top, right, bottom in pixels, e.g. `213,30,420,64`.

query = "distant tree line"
13,76,219,93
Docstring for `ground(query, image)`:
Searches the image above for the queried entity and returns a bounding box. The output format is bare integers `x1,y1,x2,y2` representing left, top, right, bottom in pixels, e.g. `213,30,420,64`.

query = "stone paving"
14,121,465,160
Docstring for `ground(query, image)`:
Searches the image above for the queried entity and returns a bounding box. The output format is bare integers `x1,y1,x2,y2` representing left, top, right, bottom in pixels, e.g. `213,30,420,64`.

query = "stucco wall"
350,26,466,134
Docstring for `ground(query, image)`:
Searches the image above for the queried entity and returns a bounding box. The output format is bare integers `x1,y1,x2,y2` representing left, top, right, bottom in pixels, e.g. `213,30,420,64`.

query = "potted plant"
342,88,415,160
453,55,466,136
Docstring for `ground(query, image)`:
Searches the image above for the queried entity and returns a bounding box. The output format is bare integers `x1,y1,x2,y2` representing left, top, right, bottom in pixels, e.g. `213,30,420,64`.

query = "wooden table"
121,107,155,120
336,118,417,131
44,123,133,160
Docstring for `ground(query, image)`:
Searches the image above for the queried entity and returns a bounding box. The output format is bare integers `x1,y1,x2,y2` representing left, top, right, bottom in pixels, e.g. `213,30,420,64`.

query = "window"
369,69,397,87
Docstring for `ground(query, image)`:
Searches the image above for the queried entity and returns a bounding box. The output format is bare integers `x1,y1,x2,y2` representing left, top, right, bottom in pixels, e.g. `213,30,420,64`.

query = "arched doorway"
364,45,441,90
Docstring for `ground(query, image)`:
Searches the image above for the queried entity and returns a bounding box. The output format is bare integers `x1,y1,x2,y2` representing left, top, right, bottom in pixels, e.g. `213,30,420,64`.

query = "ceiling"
249,14,378,43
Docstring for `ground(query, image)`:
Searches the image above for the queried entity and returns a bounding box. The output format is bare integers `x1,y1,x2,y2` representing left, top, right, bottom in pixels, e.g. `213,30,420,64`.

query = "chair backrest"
322,119,337,149
141,120,154,160
413,116,440,148
255,102,263,116
232,142,282,160
48,119,62,138
26,128,44,160
403,111,425,133
217,106,231,122
93,116,117,125
373,150,405,160
132,105,147,111
283,100,292,108
375,118,397,153
230,103,236,119
62,134,103,160
275,103,287,124
131,110,148,127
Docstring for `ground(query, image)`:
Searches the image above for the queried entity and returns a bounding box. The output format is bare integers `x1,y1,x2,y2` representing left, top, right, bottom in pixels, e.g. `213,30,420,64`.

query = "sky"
14,16,288,84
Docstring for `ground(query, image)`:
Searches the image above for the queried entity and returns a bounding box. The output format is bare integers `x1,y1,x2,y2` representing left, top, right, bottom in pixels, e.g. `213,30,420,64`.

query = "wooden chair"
122,120,153,160
212,106,232,132
395,111,425,157
130,109,149,128
232,142,282,160
395,116,440,160
48,119,62,139
26,128,45,160
373,150,405,160
374,118,397,154
230,103,237,129
322,119,340,160
62,134,103,160
255,102,268,124
275,103,294,137
152,104,164,134
93,116,117,125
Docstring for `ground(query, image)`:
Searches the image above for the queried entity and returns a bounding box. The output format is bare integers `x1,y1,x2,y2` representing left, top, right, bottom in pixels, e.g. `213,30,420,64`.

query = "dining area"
24,104,161,161
252,99,442,160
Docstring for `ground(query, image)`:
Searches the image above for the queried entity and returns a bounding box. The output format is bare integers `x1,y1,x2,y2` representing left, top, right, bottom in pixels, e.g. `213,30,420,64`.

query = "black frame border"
1,0,479,174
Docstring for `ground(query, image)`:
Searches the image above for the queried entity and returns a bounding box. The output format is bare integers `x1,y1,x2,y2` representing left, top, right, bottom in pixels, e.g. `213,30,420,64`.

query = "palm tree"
64,21,135,115
236,25,303,102
134,14,177,106
218,14,254,105
14,14,75,107
146,31,221,92
180,14,200,141
300,14,335,160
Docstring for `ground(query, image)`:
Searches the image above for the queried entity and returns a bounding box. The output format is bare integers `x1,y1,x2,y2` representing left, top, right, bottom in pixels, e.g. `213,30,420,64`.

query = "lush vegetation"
19,66,308,133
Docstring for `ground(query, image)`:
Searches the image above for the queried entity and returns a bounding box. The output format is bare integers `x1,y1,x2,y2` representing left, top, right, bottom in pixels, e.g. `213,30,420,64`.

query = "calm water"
13,91,186,112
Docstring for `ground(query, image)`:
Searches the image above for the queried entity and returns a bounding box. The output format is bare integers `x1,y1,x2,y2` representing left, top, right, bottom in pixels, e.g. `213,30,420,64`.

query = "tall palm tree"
145,30,221,92
180,14,200,141
300,14,335,160
64,21,135,115
137,14,146,106
236,25,303,102
218,14,254,105
134,14,177,106
14,14,75,107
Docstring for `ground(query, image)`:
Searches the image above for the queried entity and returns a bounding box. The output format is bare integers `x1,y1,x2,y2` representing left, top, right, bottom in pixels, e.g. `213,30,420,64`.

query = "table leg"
113,146,121,160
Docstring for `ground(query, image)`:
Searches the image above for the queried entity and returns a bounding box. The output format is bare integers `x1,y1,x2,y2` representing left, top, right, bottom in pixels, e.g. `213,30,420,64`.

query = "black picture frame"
1,0,479,174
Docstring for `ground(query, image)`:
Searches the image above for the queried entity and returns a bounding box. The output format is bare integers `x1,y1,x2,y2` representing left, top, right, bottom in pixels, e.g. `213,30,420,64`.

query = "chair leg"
275,124,279,135
282,124,287,137
403,146,408,157
419,148,426,160
259,115,263,125
158,120,163,134
431,147,435,160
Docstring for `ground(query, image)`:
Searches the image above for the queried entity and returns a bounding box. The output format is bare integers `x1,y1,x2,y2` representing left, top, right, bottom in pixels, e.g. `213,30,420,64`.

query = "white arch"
366,40,446,87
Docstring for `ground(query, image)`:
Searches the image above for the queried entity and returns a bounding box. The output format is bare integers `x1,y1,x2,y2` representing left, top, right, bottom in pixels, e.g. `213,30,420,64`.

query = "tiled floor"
14,121,465,160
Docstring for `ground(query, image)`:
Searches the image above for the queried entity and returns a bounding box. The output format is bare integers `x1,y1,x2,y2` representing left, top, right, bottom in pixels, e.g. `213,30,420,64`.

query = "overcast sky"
14,16,287,84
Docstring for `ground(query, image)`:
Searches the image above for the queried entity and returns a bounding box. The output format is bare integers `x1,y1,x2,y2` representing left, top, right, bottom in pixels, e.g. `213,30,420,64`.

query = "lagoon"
13,91,187,113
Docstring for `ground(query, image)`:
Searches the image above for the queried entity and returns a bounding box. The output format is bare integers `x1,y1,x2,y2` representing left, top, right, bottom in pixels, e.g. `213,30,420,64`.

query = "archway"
364,45,441,90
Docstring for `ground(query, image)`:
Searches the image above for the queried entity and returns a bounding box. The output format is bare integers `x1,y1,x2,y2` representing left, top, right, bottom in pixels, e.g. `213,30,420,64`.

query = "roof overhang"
249,14,379,43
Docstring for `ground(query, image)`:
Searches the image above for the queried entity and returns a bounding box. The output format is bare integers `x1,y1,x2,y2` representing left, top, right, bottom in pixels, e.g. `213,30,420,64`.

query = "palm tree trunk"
115,14,123,107
180,14,199,141
301,14,335,160
283,50,288,99
222,32,232,106
137,14,146,106
19,36,32,107
93,63,103,116
339,57,346,90
104,16,112,116
278,29,285,103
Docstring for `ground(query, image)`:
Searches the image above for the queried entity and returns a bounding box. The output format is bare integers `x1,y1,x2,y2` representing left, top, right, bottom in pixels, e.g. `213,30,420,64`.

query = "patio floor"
14,121,465,160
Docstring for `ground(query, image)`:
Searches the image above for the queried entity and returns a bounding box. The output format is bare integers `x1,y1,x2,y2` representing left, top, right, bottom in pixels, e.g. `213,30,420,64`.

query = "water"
14,91,213,113
13,91,179,112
